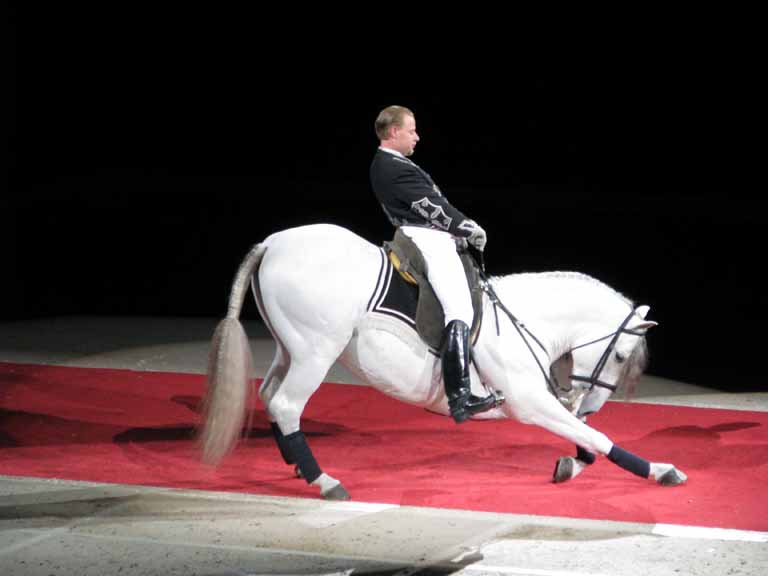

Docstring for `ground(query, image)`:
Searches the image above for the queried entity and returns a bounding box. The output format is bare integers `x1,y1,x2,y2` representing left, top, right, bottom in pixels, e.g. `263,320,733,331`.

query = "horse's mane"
492,271,635,308
491,271,647,397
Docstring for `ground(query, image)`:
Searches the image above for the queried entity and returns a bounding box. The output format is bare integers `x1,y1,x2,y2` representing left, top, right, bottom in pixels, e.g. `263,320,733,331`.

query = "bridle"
567,310,647,393
478,272,643,404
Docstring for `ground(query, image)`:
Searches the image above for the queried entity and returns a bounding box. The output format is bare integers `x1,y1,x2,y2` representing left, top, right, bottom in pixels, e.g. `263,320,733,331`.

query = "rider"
370,105,498,423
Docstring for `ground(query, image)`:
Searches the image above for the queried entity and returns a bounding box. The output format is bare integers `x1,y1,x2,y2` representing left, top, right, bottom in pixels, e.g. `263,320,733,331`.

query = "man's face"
391,114,420,156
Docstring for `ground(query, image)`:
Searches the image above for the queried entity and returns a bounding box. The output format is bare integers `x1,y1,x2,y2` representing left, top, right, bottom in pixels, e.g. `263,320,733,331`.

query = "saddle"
383,229,484,351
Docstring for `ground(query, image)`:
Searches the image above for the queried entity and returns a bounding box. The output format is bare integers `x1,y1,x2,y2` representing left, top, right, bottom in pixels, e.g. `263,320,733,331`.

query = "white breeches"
400,226,473,327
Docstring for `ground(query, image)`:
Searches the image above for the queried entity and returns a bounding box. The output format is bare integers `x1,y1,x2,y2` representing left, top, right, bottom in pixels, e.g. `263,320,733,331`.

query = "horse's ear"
633,305,658,332
633,320,658,332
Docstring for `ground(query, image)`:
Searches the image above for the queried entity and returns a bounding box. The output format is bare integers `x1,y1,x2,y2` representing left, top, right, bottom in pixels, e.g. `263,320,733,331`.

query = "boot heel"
450,407,470,423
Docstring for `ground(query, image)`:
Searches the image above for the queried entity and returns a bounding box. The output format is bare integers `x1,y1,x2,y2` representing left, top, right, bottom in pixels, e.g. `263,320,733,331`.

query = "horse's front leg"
503,381,687,486
553,445,596,483
600,443,688,486
554,442,688,485
649,462,689,485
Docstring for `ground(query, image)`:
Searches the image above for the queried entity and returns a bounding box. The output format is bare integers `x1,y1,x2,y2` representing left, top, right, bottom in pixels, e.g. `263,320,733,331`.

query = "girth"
383,229,484,351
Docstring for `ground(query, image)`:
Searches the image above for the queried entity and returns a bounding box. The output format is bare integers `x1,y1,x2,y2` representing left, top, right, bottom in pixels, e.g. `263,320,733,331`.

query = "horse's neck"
488,272,630,358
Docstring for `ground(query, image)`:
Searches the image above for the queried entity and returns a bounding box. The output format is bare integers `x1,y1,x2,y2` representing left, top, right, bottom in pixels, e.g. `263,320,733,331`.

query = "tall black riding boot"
442,319,500,423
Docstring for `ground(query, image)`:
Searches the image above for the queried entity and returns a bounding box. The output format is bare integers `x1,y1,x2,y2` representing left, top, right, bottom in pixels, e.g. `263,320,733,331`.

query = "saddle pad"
367,248,483,351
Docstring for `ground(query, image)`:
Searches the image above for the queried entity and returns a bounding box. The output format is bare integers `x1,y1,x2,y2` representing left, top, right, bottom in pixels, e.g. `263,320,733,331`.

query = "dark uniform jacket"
370,148,476,238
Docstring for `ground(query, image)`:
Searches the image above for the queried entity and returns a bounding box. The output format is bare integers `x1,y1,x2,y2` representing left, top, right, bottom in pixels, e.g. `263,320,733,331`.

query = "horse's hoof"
553,456,574,483
658,467,687,486
322,483,351,501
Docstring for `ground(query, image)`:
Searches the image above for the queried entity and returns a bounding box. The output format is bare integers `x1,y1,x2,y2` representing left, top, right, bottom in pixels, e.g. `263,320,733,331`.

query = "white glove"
467,222,487,252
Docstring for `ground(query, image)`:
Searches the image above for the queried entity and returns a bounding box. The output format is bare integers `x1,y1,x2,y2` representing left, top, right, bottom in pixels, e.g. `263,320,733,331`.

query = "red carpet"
1,362,766,531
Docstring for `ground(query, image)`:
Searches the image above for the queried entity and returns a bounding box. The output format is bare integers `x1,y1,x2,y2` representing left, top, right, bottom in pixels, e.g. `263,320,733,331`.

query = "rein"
471,250,637,400
481,275,554,391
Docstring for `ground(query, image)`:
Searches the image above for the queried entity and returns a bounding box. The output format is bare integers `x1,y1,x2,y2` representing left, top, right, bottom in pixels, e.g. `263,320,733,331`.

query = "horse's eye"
615,352,627,363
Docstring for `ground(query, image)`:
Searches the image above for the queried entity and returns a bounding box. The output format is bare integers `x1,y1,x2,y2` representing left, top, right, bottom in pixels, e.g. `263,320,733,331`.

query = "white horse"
199,224,687,500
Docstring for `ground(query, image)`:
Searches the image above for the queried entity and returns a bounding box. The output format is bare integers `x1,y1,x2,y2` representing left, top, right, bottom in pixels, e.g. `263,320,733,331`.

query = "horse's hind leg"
258,348,343,491
253,314,329,485
259,343,289,407
251,231,368,500
251,274,318,475
259,346,297,467
251,279,296,468
263,349,351,501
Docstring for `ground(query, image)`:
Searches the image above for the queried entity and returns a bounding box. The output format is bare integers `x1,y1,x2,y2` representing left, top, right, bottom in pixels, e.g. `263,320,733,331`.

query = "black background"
5,9,761,391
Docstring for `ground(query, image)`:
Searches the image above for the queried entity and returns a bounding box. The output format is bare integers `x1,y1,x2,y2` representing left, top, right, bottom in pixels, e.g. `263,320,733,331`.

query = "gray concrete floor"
1,316,767,576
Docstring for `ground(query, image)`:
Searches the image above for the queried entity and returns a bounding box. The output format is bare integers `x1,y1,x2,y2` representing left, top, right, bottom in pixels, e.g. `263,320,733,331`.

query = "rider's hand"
468,224,487,252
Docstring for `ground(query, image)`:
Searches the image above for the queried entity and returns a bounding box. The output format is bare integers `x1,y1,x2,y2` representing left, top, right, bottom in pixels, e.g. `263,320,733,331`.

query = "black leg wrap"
270,422,295,465
607,445,650,478
576,445,596,465
283,431,322,484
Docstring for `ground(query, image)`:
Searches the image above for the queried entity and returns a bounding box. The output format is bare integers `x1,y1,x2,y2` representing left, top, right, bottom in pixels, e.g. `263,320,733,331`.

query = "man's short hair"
375,105,415,140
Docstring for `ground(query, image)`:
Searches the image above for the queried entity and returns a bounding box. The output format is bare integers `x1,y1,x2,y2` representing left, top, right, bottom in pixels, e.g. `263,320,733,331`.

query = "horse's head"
556,305,657,418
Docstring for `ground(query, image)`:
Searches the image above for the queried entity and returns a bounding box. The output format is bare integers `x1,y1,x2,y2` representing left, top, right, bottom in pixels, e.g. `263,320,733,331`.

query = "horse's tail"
198,243,267,466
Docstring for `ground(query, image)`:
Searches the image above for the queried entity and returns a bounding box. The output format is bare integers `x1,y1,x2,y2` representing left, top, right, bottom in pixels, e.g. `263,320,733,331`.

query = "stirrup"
449,389,504,423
